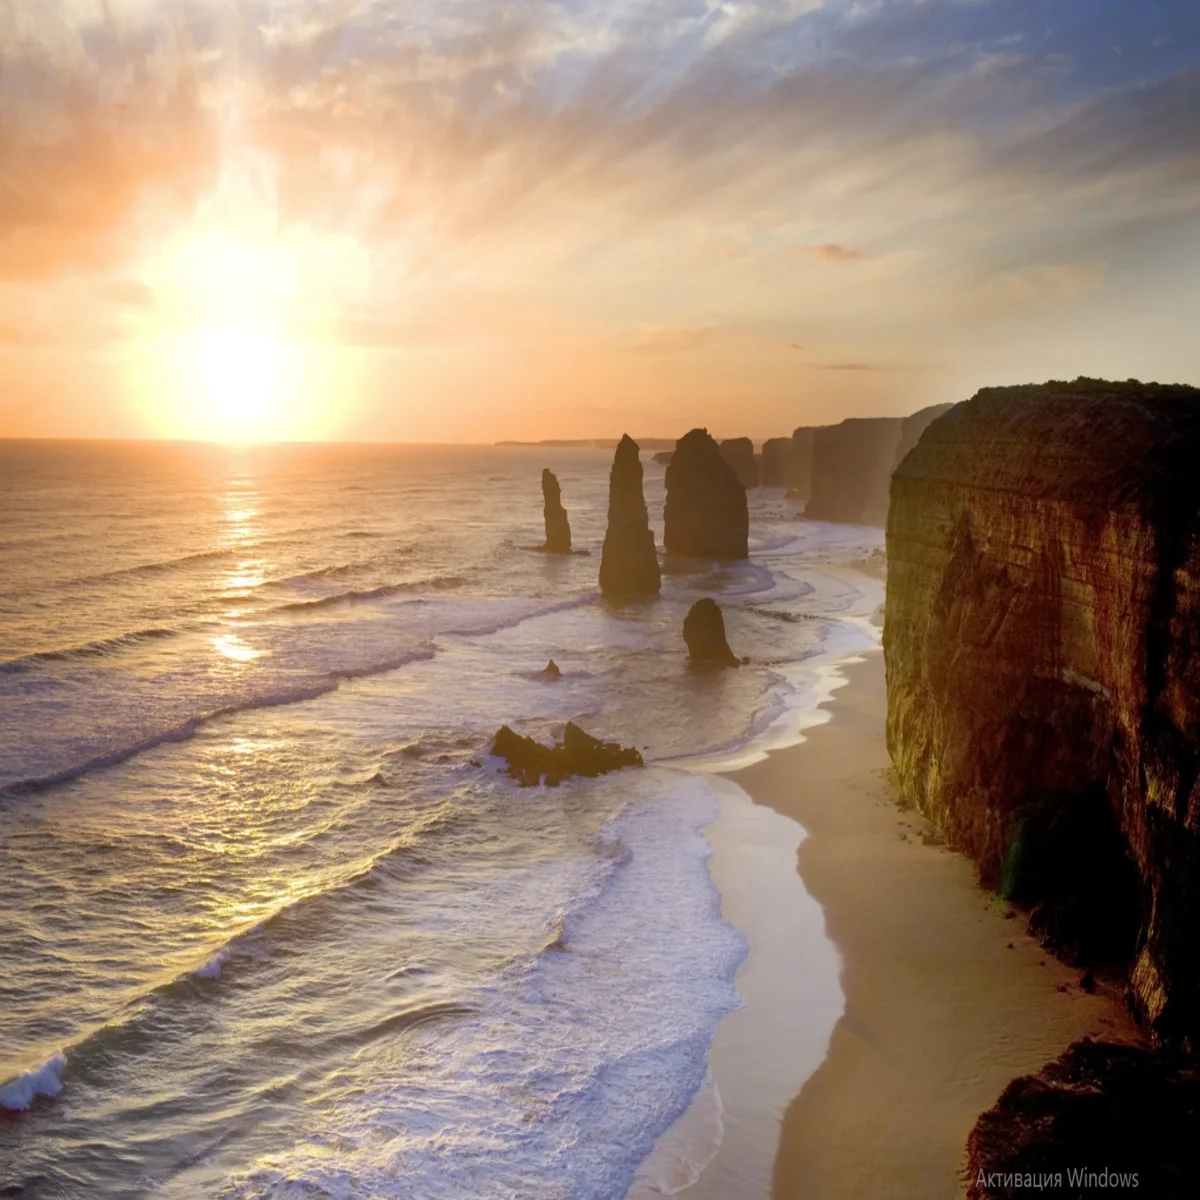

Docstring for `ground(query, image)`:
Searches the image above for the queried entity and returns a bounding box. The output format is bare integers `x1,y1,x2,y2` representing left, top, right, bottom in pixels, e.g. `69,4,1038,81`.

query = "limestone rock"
599,435,661,601
490,721,644,786
760,437,791,486
805,417,904,526
683,599,740,667
720,437,759,489
664,429,749,560
885,378,1200,1037
543,659,561,679
967,1039,1200,1199
786,426,818,502
894,403,955,471
652,451,674,465
541,468,571,553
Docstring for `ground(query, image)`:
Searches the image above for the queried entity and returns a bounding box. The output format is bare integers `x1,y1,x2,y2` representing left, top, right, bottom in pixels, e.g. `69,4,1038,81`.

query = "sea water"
0,440,881,1197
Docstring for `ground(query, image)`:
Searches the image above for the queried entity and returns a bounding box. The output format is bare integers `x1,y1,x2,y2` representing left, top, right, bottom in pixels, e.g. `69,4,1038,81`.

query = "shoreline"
716,650,1139,1198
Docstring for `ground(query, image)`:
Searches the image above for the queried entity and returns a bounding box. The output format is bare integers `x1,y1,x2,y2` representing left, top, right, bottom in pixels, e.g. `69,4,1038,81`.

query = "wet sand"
718,650,1138,1199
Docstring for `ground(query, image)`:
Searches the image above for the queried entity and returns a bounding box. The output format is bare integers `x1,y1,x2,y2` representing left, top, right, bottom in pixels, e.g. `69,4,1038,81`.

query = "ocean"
0,440,881,1198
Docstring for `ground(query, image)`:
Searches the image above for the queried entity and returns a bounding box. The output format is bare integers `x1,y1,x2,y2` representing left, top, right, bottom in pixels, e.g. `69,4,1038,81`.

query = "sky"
1,0,1198,443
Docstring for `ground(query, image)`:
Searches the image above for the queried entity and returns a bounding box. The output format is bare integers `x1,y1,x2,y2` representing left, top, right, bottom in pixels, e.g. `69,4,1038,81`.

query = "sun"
132,225,356,443
186,324,288,443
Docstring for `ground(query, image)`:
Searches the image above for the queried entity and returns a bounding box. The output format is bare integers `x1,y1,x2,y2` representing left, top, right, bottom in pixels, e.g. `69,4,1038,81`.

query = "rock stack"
787,426,818,501
719,437,759,489
683,599,740,667
541,469,572,553
598,435,661,601
664,428,749,560
804,417,904,526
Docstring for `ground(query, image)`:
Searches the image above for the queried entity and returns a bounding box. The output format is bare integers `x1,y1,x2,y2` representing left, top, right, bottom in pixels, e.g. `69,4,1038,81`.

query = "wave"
0,1052,66,1112
275,576,468,613
0,627,179,674
66,548,235,589
1,646,437,797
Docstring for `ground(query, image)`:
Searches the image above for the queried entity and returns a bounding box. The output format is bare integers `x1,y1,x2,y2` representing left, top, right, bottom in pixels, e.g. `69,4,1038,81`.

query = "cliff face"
664,428,749,560
786,426,817,502
719,437,759,489
541,468,571,552
599,435,661,601
760,437,791,486
806,417,904,526
885,379,1200,1037
894,403,955,469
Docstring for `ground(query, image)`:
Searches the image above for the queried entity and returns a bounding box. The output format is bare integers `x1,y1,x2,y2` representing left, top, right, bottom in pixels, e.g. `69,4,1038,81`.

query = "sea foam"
0,1052,67,1112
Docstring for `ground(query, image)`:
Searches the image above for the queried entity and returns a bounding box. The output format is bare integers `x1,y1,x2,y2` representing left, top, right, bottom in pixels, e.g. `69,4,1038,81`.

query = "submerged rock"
664,429,749,559
760,437,791,486
683,598,740,667
541,468,571,553
719,437,759,489
885,378,1200,1036
599,435,661,601
490,721,644,786
967,1039,1200,1199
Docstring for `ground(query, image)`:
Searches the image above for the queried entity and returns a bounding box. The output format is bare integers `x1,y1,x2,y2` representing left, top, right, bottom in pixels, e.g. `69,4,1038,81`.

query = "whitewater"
0,440,881,1197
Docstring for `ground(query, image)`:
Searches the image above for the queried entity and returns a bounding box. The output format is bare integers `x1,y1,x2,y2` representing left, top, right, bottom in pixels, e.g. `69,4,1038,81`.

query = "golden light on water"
213,634,263,663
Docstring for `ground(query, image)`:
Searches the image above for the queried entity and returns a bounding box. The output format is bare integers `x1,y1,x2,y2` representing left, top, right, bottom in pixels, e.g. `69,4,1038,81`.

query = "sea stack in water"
886,378,1200,1036
599,435,661,601
683,599,740,667
664,429,749,559
719,437,759,489
541,469,571,553
787,426,818,501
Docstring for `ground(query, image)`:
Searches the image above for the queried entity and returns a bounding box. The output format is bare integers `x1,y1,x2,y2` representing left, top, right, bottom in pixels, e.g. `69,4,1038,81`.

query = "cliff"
885,378,1200,1038
760,437,791,487
541,468,571,553
599,435,661,601
805,417,904,526
786,426,817,502
664,429,749,560
894,403,955,469
719,437,759,489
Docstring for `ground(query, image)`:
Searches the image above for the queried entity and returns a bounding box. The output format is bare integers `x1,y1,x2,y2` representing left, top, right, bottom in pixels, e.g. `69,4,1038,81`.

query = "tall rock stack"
664,429,749,559
598,435,661,601
760,437,791,486
541,469,571,553
719,437,759,489
885,379,1200,1038
787,426,818,501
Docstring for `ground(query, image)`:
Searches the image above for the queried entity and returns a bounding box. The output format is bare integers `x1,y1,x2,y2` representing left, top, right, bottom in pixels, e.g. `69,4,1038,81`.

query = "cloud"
973,261,1107,314
624,325,722,355
808,244,868,263
812,361,882,372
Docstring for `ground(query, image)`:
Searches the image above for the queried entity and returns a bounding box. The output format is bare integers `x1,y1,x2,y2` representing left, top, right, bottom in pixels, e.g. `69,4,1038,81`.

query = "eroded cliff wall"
885,379,1200,1037
805,417,904,526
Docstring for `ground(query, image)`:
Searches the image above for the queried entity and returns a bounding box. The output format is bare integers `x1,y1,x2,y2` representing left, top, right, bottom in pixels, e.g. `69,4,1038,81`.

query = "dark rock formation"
967,1039,1200,1199
491,721,644,786
885,378,1200,1037
541,469,571,553
652,450,674,465
786,426,818,502
805,417,904,526
719,437,759,489
599,435,661,601
683,599,740,667
664,429,749,560
543,659,561,679
760,437,791,486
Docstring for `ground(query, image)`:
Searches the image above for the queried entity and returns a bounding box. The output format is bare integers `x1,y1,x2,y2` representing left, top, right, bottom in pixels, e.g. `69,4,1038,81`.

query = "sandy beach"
687,648,1141,1200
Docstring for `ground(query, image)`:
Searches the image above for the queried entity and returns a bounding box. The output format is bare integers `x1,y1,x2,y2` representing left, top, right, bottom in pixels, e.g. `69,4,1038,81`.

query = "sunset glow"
0,1,1196,442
